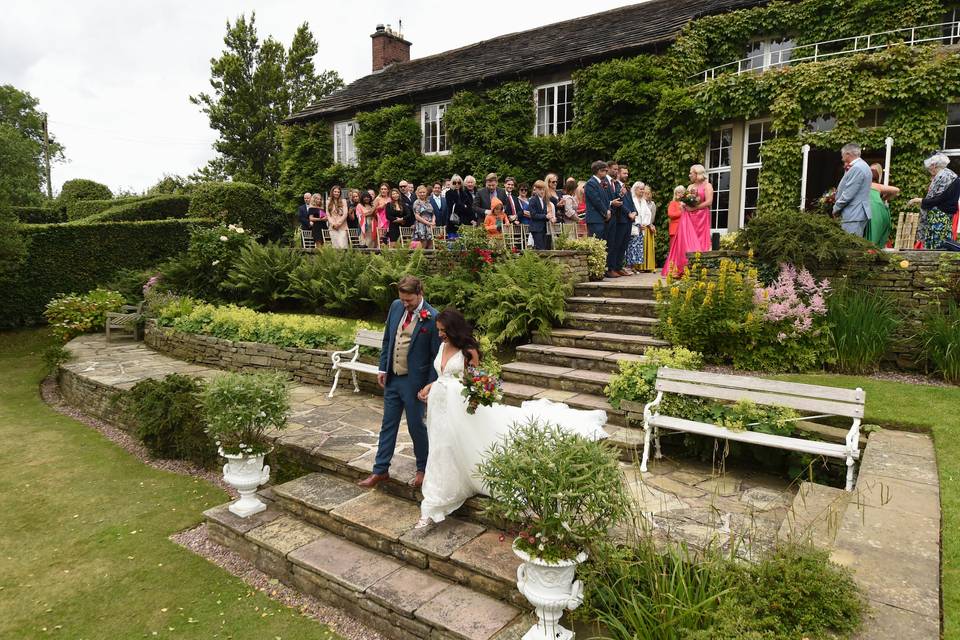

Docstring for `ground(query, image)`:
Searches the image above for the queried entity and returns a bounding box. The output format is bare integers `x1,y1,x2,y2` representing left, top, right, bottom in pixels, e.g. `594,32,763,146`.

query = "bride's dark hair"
437,308,481,362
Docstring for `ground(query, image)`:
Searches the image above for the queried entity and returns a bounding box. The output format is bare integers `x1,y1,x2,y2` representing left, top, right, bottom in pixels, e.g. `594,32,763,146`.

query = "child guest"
484,198,509,238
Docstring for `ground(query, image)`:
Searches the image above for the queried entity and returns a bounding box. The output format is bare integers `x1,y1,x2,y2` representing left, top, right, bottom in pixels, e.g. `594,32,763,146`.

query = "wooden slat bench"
105,302,145,342
328,328,384,397
642,367,866,490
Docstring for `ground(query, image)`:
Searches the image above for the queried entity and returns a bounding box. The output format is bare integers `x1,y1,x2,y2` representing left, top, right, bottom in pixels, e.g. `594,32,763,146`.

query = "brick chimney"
371,24,411,72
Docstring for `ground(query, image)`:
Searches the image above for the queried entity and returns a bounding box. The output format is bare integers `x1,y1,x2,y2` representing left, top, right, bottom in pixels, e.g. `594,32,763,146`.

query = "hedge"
66,196,149,221
187,181,289,241
75,195,192,224
0,218,214,327
58,179,112,206
13,206,66,224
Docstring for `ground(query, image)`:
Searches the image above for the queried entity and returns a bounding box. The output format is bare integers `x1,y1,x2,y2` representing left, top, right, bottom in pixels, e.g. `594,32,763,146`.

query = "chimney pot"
370,23,411,72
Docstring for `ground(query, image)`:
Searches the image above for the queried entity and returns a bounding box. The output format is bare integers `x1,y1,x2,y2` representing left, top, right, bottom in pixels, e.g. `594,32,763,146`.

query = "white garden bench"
642,368,866,491
328,328,385,398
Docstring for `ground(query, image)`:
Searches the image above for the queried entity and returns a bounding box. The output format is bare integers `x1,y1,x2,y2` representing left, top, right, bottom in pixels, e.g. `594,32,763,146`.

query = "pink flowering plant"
735,264,833,372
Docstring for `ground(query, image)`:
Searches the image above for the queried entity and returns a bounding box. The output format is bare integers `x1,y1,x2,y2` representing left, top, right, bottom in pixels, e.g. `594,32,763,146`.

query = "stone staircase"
501,276,669,449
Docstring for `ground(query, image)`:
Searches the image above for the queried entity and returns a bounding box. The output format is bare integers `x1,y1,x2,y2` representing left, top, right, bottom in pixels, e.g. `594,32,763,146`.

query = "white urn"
220,447,271,517
513,541,589,640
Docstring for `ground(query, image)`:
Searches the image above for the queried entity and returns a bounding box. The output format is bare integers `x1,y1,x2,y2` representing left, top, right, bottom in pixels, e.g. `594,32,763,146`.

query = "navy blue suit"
374,299,441,474
430,194,449,227
584,176,613,271
611,181,634,271
528,195,549,250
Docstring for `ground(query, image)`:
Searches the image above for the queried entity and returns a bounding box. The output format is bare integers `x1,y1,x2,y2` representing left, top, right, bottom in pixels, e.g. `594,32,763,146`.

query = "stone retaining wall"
144,322,382,394
58,365,130,426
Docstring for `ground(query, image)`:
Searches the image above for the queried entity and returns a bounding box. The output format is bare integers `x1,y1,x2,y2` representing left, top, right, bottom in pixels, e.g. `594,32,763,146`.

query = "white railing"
693,21,960,83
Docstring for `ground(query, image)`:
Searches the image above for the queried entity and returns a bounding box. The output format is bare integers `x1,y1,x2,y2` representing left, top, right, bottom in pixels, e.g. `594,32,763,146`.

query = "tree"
0,85,65,204
191,14,343,188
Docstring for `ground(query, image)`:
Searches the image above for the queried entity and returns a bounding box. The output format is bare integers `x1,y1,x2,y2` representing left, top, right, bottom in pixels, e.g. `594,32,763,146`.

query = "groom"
358,275,441,490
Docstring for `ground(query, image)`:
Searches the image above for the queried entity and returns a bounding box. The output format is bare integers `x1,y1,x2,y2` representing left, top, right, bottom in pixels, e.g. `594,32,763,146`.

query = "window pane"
945,125,960,150
745,167,760,190
948,103,960,126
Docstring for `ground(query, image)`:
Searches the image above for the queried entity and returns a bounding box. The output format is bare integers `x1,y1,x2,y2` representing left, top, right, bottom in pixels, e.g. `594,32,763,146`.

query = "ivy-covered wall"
278,0,956,227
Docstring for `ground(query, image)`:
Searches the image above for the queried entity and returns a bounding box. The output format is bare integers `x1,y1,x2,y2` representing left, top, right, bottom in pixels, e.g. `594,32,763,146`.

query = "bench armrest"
330,344,360,367
845,418,862,456
643,391,664,423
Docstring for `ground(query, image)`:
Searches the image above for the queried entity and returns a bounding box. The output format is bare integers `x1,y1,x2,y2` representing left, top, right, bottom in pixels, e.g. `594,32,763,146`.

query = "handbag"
449,212,460,226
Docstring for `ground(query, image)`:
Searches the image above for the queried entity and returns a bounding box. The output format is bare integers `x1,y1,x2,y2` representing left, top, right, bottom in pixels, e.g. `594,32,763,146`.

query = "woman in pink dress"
662,164,713,276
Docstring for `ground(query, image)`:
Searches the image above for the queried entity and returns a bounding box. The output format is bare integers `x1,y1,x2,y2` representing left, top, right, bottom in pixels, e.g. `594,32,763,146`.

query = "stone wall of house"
144,322,383,394
698,250,959,369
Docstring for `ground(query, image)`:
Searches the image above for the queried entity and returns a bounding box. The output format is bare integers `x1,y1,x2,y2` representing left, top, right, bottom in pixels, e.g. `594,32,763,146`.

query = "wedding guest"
560,178,579,223
297,192,312,231
518,183,531,216
545,173,560,221
484,198,509,238
528,180,550,250
445,174,472,237
625,182,646,271
442,178,452,195
576,180,587,235
412,185,435,249
908,153,960,248
308,194,326,244
326,185,350,249
387,188,407,247
833,143,872,237
667,186,684,240
662,164,712,276
357,191,377,248
399,180,415,219
503,176,523,224
473,172,506,222
637,184,657,272
463,176,479,226
347,189,361,229
584,160,612,248
430,182,448,227
868,163,899,249
374,184,391,246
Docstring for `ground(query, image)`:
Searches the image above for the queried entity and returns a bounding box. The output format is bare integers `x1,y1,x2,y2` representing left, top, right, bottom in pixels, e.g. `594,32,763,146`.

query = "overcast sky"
1,0,637,195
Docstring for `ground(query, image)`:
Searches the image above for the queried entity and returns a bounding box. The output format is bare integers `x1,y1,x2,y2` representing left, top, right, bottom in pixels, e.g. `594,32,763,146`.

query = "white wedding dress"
419,348,609,523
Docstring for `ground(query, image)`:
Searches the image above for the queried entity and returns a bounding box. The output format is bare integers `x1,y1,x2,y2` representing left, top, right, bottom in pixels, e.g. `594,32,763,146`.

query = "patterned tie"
508,195,516,218
402,309,414,331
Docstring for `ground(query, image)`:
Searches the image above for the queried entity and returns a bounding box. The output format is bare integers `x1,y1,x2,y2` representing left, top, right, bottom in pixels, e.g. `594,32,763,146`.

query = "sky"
1,0,637,195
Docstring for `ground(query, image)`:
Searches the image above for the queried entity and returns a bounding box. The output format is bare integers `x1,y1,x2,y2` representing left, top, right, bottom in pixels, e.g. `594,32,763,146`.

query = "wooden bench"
328,328,385,397
642,367,866,490
105,302,145,342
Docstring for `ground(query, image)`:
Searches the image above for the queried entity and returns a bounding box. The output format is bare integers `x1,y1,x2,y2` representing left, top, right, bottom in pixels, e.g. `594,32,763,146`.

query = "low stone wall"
698,250,959,368
144,322,383,394
58,365,130,426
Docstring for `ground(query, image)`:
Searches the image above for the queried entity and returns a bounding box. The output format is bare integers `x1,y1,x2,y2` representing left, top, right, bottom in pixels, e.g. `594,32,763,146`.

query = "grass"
781,372,960,639
0,328,341,640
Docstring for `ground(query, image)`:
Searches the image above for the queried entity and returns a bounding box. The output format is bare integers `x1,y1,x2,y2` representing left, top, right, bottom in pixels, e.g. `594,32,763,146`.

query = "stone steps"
501,361,612,397
205,489,529,640
535,327,668,354
565,296,658,317
561,312,659,336
500,381,627,427
573,280,657,300
515,343,646,373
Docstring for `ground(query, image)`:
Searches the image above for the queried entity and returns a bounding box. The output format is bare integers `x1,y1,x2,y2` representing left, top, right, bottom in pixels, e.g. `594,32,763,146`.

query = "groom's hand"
377,372,386,388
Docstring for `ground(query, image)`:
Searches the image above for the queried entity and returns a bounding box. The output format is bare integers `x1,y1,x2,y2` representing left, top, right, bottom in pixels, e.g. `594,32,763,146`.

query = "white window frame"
421,101,451,155
534,81,574,136
944,103,960,154
705,125,734,234
333,120,358,166
745,38,795,72
740,119,774,228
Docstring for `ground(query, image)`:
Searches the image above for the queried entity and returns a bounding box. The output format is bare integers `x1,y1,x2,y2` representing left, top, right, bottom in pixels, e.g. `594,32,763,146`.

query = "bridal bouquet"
461,366,503,414
679,187,701,208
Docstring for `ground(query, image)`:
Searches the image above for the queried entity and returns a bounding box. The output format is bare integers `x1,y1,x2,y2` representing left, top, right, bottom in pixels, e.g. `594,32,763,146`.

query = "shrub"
0,219,207,327
77,195,192,223
58,179,112,206
102,268,158,304
920,301,960,383
288,247,370,313
13,205,65,224
42,343,72,371
222,242,303,310
827,286,900,374
126,374,217,468
423,267,482,324
553,234,607,281
187,181,289,241
473,251,570,345
65,195,147,221
201,370,290,456
604,346,703,409
359,249,427,314
477,420,629,561
157,224,254,302
43,288,125,342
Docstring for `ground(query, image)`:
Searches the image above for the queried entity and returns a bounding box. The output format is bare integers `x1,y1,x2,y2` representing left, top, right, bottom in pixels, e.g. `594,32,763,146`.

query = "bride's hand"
417,384,432,402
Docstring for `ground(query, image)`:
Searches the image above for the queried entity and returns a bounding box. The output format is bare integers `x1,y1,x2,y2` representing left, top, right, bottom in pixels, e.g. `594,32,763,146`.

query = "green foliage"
604,347,704,410
146,174,193,195
13,205,65,224
0,84,65,203
477,420,629,561
58,179,112,205
827,285,900,374
201,370,290,456
126,374,217,468
423,267,481,323
920,301,960,383
103,268,158,304
222,242,303,310
186,181,288,241
157,224,255,302
65,196,145,221
0,196,27,278
0,219,202,327
288,247,369,313
76,195,192,223
41,343,72,371
190,14,343,187
553,234,607,280
278,122,336,209
354,104,423,186
358,249,427,314
43,288,124,342
472,251,570,346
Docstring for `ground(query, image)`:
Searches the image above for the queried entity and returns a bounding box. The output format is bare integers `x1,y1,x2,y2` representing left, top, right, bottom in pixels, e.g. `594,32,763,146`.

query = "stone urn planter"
513,542,589,640
220,447,271,517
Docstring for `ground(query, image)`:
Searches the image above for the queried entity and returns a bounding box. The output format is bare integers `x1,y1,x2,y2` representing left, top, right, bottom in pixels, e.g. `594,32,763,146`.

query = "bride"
415,309,608,528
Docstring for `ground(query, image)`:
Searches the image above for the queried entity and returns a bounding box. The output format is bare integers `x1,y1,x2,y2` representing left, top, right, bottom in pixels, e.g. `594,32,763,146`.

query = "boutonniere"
418,309,431,322
419,327,428,334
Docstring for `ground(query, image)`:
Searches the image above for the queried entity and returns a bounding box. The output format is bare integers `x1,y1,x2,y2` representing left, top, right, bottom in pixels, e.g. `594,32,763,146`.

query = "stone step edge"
563,312,659,325
565,296,657,306
204,504,527,640
500,364,611,394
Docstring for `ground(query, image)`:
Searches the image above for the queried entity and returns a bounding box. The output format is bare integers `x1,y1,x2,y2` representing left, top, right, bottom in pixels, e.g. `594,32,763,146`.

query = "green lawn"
782,373,960,639
0,329,340,640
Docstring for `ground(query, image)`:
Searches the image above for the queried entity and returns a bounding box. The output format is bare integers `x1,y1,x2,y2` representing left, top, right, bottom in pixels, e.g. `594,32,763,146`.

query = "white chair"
399,227,414,247
347,228,364,249
320,229,332,245
300,228,316,250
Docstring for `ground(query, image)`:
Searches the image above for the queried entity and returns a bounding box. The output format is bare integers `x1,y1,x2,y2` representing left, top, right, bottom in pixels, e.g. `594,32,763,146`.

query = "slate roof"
286,0,766,123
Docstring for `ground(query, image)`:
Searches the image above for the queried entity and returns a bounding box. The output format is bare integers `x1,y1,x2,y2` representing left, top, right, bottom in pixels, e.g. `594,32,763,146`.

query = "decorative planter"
513,541,589,640
220,447,271,517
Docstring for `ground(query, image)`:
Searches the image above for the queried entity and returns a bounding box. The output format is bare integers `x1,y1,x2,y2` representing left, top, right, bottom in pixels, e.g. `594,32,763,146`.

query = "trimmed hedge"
76,195,192,223
187,181,289,241
58,179,112,206
0,219,214,327
66,196,148,221
13,206,66,224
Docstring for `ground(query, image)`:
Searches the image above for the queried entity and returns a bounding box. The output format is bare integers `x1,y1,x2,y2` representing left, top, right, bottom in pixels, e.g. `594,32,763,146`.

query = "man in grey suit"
473,172,507,221
832,143,873,237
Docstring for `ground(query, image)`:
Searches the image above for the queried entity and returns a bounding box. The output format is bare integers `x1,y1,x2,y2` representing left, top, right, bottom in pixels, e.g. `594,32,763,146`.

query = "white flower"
212,260,220,266
238,443,245,448
538,543,545,551
219,235,228,242
235,227,245,234
228,224,236,230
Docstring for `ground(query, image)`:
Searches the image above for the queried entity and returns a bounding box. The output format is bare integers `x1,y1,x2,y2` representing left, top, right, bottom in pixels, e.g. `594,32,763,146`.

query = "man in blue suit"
833,143,873,237
584,160,621,277
430,182,448,226
612,165,635,274
358,275,441,490
528,180,550,250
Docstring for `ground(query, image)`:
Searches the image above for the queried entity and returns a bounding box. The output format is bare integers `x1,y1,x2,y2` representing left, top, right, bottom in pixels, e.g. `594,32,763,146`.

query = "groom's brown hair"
397,275,423,295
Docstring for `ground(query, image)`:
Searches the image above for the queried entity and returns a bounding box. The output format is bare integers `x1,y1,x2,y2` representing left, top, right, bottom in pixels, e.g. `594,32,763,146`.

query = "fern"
288,247,369,313
222,242,304,310
359,248,427,314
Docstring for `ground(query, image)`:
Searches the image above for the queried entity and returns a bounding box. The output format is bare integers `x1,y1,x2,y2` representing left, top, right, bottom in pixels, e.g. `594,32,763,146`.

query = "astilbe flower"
755,263,830,337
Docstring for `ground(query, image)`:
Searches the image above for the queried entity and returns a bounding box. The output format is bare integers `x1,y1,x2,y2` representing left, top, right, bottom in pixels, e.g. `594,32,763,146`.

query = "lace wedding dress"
419,348,609,523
